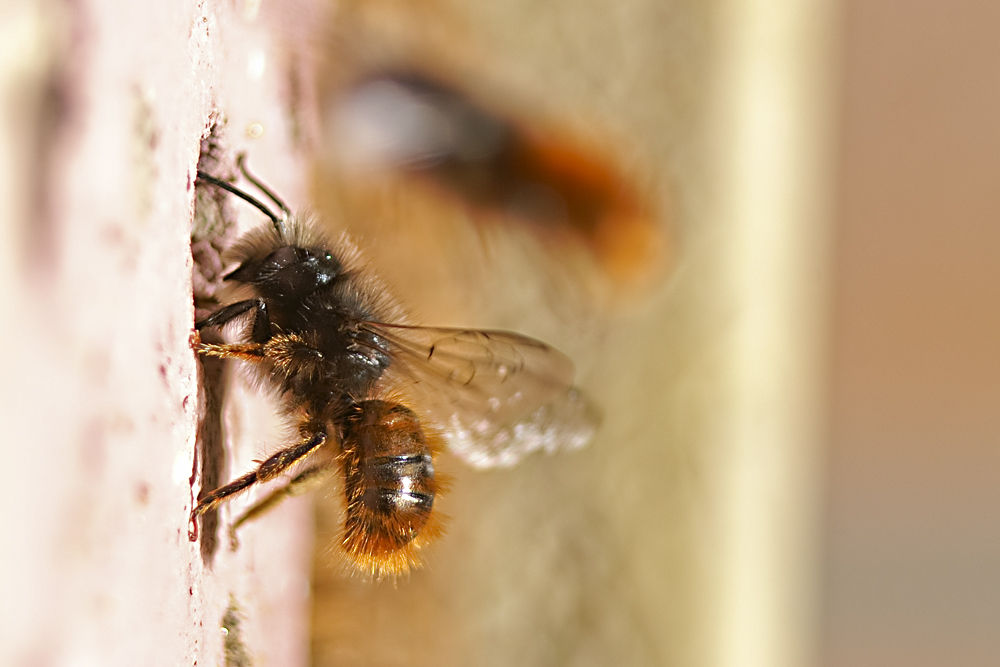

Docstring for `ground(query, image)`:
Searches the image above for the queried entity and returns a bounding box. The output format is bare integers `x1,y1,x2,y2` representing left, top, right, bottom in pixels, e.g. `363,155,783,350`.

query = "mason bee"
190,157,596,576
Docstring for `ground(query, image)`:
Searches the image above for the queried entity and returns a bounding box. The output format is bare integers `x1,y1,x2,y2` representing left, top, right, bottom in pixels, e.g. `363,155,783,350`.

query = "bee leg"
195,334,324,375
192,431,327,519
228,464,335,549
194,341,268,363
196,297,272,343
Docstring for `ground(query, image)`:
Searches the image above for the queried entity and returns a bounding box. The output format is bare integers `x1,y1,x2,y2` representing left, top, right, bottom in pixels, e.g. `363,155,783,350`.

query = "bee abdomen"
366,452,434,503
341,401,444,575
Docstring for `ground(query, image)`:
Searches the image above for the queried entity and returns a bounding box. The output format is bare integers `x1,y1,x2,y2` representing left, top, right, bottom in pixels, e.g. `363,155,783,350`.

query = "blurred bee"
190,156,596,576
322,70,671,295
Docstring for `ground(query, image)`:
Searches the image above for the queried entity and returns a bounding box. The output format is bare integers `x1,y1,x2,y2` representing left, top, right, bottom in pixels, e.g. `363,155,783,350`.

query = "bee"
190,156,596,576
323,70,671,294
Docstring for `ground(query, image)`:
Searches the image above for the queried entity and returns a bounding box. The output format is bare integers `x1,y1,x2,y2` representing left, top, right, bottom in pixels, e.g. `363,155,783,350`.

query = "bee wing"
362,322,599,468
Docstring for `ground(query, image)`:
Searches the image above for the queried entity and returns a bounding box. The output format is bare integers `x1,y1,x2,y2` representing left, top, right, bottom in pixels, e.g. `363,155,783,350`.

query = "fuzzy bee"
190,157,596,576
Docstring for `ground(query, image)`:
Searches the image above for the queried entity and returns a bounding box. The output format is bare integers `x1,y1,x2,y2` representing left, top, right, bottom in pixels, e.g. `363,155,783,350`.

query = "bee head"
226,244,345,298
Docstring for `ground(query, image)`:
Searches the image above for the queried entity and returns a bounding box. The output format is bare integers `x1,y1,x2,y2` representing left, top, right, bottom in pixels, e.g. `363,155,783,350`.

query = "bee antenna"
236,154,293,220
195,168,286,236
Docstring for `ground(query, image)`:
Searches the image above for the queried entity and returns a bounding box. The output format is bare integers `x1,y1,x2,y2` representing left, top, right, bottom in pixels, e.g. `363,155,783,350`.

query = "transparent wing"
361,322,599,468
441,385,599,469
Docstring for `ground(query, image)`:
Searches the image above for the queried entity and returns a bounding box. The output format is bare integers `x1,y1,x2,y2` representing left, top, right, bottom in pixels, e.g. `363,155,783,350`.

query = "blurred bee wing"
444,386,599,469
362,322,598,468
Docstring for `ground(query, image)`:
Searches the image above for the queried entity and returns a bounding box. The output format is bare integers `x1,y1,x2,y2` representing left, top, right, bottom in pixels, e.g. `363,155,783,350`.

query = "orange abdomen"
340,400,444,575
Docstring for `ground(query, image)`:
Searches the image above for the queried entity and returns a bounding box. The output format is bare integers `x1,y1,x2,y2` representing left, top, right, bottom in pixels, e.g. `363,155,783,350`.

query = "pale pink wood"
0,1,321,664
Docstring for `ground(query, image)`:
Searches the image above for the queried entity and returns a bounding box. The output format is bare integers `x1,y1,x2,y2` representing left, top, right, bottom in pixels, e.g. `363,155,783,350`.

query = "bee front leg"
196,297,272,343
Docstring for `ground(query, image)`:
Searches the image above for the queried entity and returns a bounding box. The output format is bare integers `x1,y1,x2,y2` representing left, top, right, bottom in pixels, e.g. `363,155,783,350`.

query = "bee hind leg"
192,431,327,521
228,464,335,549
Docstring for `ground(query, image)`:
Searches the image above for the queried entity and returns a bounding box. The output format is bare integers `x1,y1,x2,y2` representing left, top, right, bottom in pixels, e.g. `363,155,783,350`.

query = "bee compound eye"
264,245,302,269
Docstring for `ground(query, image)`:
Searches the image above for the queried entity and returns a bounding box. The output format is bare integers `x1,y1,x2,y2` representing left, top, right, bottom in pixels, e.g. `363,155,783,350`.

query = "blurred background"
310,0,999,664
0,0,996,665
825,0,999,664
